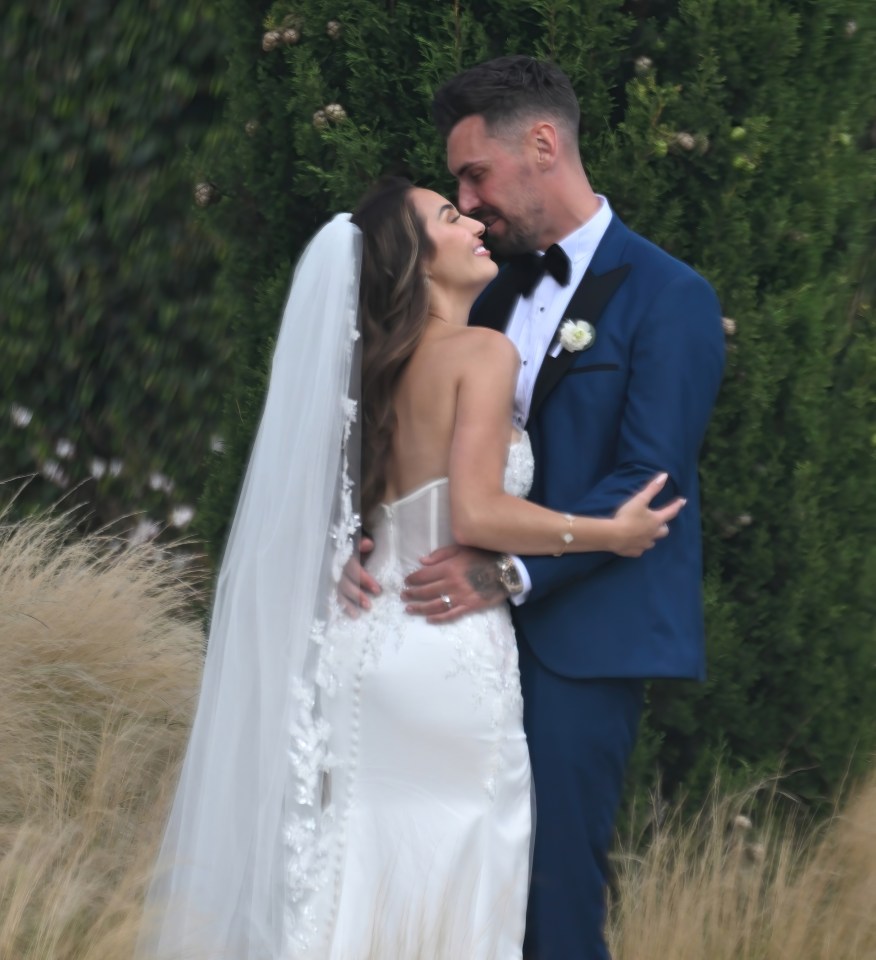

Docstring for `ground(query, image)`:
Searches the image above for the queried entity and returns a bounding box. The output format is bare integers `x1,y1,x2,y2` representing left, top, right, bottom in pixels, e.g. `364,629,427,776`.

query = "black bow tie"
508,244,571,297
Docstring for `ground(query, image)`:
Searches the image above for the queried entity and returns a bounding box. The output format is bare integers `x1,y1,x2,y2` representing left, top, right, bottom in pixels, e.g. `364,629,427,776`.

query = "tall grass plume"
0,515,203,958
609,770,876,959
1,513,874,957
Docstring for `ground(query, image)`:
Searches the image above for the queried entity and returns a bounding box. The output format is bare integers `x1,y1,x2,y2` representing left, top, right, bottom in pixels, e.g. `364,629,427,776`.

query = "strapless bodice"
368,432,534,577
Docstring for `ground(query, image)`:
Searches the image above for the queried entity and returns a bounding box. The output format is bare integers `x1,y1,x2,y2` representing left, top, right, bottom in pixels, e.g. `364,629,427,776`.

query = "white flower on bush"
41,459,69,488
109,459,124,478
149,471,174,494
130,518,160,546
55,438,76,460
559,319,596,353
170,505,195,529
10,404,33,428
90,457,107,479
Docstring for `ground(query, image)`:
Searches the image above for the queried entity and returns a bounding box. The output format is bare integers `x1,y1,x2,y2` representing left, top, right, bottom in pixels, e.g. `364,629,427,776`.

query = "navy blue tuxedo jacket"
471,214,724,681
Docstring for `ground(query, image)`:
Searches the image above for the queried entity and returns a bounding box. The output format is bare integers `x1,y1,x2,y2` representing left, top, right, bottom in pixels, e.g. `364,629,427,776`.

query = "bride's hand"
338,537,381,617
611,473,686,557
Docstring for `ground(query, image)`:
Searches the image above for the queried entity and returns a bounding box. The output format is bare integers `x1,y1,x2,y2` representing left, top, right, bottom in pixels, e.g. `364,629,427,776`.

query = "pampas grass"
608,772,876,960
0,515,203,959
1,512,874,958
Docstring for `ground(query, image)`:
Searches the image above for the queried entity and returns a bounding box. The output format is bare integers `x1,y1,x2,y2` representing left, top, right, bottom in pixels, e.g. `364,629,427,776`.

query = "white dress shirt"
504,196,614,602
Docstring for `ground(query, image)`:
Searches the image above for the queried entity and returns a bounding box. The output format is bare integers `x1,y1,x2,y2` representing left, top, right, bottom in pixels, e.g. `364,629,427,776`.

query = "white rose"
559,319,595,352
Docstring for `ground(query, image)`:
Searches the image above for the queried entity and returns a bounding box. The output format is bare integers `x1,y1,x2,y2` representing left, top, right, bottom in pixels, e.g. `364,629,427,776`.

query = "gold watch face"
498,558,522,594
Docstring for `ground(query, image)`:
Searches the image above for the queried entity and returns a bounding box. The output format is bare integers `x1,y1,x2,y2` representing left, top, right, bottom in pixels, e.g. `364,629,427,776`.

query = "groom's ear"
530,121,560,170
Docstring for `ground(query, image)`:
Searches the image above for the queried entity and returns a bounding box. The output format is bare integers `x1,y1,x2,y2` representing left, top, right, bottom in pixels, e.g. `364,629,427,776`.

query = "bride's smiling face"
409,188,498,295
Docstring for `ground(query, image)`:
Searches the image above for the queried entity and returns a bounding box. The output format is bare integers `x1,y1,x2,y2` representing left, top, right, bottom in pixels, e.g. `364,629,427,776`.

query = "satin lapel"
469,266,518,332
528,263,631,423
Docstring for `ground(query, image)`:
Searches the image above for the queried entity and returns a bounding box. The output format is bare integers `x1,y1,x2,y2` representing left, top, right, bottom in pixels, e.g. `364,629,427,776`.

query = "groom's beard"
477,201,546,258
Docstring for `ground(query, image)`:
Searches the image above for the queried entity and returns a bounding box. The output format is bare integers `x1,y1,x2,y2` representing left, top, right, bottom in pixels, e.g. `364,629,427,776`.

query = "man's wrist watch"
495,554,524,597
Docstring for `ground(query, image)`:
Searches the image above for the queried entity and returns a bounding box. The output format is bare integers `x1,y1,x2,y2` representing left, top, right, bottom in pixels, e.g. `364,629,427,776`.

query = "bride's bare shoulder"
452,326,520,368
415,327,519,386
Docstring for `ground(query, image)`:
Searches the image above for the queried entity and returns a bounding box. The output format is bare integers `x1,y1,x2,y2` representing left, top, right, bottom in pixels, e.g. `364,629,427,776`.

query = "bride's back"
383,318,520,510
384,326,474,503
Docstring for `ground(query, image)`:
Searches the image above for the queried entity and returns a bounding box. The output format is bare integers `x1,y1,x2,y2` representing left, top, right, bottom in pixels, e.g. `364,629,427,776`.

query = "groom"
402,57,725,958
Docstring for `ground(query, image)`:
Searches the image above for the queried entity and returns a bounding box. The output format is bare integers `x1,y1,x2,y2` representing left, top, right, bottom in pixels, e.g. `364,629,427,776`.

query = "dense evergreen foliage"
7,0,869,810
197,0,876,810
1,1,230,537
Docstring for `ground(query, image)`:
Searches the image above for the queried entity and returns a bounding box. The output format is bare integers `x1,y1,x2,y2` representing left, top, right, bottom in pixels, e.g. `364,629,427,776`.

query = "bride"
138,178,681,960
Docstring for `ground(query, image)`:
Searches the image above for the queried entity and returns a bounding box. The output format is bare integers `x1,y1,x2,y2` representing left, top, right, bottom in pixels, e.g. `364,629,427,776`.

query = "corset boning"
368,478,453,578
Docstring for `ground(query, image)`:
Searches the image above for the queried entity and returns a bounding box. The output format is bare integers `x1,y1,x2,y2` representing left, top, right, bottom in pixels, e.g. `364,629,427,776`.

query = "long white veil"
138,214,362,959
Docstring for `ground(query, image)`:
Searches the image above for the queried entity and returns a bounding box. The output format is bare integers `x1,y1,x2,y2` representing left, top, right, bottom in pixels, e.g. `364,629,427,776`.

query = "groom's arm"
520,270,724,603
403,270,723,622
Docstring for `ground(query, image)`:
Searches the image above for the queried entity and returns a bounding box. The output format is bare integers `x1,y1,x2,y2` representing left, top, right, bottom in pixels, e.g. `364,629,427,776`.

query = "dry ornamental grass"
0,513,873,958
608,774,876,960
0,514,203,959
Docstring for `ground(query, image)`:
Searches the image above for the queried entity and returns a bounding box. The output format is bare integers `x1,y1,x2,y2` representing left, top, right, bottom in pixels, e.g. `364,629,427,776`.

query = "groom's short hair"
432,56,580,142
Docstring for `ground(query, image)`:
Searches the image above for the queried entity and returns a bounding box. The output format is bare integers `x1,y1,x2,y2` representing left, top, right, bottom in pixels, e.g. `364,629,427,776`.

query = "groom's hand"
338,537,381,617
402,545,506,623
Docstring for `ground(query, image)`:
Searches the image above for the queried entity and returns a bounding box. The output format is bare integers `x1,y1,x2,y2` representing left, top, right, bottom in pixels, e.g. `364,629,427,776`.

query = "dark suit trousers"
518,636,644,960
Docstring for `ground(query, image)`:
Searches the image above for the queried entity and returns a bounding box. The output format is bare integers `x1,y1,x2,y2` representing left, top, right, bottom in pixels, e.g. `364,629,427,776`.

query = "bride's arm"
448,329,683,557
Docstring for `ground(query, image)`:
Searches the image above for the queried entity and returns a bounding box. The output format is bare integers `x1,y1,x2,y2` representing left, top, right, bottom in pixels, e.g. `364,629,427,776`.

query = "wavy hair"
352,177,434,524
432,55,580,142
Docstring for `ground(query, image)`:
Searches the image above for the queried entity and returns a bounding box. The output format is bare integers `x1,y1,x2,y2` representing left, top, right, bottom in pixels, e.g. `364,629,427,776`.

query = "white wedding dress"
287,435,535,960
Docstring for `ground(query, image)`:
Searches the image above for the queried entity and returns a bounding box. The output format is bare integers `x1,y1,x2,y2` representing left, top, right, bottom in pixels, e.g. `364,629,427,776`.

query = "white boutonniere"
558,318,596,353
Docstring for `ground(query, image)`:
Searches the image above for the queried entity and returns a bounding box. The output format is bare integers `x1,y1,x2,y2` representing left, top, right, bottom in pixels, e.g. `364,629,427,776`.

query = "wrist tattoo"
466,562,505,600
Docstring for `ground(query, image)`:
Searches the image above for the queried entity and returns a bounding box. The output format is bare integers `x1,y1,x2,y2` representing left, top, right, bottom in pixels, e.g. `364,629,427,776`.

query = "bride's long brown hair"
352,178,435,523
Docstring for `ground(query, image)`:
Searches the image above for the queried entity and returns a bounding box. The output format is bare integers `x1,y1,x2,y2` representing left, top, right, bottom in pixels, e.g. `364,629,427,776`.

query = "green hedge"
1,1,231,539
198,0,876,809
